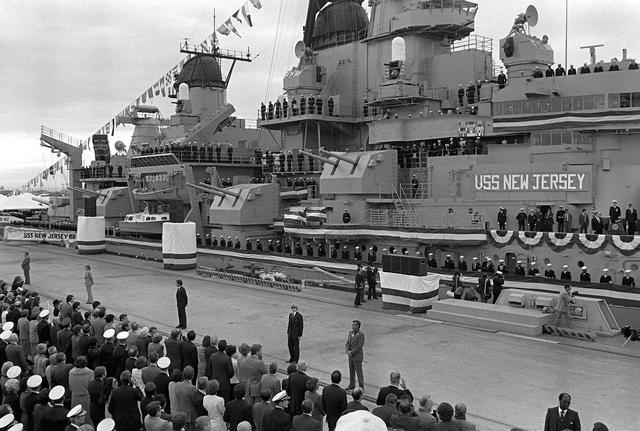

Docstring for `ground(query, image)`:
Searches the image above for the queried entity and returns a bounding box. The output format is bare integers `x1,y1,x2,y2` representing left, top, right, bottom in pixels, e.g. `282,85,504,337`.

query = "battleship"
21,0,640,326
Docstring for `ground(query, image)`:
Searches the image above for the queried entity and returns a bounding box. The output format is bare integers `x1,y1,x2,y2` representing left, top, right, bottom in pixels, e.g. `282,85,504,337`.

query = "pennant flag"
160,77,166,97
225,19,241,37
147,87,153,99
141,92,147,103
105,121,111,136
232,10,242,23
136,97,141,106
111,118,115,136
200,39,209,53
242,5,253,27
217,23,231,36
250,0,262,9
153,81,161,96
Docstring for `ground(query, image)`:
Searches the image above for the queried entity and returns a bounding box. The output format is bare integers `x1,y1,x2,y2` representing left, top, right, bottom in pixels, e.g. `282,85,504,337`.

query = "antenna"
294,41,306,59
580,44,604,66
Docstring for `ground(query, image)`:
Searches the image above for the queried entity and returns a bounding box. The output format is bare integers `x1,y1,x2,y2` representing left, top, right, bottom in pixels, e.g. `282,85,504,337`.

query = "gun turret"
66,187,109,199
200,183,241,199
30,195,51,206
186,182,226,197
298,150,338,167
319,149,358,166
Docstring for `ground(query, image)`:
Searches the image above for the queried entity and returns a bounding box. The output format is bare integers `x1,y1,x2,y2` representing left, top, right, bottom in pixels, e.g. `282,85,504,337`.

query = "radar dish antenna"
525,5,538,27
294,41,306,59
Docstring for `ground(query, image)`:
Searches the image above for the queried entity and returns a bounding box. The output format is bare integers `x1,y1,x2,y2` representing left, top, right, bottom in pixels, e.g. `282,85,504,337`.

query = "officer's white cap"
67,404,87,418
49,385,66,401
0,414,15,428
27,375,42,388
39,309,50,318
116,331,129,341
7,366,21,379
97,418,116,431
2,322,14,331
103,328,115,339
158,356,171,370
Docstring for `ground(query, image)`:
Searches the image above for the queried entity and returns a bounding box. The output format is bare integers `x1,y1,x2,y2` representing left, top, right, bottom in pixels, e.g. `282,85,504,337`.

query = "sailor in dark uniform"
256,239,263,251
294,242,303,255
556,206,566,232
227,236,233,248
532,67,544,78
555,64,566,76
579,63,591,74
481,258,488,272
580,266,591,282
609,59,620,71
234,237,241,249
458,84,465,105
246,238,252,250
622,269,636,286
443,255,455,269
528,262,539,276
497,207,507,230
275,99,282,118
629,60,639,70
545,263,556,279
497,259,507,274
307,95,315,115
275,240,283,253
527,209,538,231
260,103,266,120
267,101,274,119
515,260,526,276
211,236,218,247
516,208,527,231
545,65,554,77
330,245,337,259
471,257,481,272
458,255,468,272
567,64,577,75
267,240,275,252
220,237,227,248
354,246,362,261
282,98,288,117
497,69,508,88
427,253,438,268
341,246,350,260
599,269,612,284
306,243,314,256
593,62,604,73
486,257,495,273
560,265,572,281
367,247,376,263
262,390,291,431
466,81,476,104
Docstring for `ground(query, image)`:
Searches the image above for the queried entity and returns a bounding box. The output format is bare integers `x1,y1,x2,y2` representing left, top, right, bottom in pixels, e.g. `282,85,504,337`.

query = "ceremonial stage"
1,242,639,430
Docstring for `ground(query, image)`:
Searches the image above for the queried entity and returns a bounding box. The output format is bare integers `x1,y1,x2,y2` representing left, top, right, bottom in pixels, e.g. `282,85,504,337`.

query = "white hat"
459,256,464,259
486,257,491,260
103,329,115,339
531,262,537,266
546,263,552,267
582,266,587,270
2,322,14,331
49,385,66,401
0,414,15,428
428,253,433,256
472,257,478,260
272,390,290,403
39,309,50,318
27,375,43,388
499,259,504,263
67,404,87,418
7,365,21,379
97,418,116,431
496,271,503,275
446,255,451,257
563,265,568,268
116,331,129,341
8,423,24,431
603,268,609,272
335,410,387,431
520,208,524,211
158,356,171,370
0,330,11,341
625,269,631,273
517,260,522,264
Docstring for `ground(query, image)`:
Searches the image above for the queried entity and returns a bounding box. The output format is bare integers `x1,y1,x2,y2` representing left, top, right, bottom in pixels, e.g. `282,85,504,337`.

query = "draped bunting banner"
21,157,69,191
487,230,640,255
216,0,264,37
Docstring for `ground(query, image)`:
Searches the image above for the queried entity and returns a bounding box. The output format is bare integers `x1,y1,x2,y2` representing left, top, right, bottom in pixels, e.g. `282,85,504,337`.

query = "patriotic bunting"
488,230,515,247
232,10,242,23
250,0,262,9
216,0,263,37
242,5,253,26
225,19,241,37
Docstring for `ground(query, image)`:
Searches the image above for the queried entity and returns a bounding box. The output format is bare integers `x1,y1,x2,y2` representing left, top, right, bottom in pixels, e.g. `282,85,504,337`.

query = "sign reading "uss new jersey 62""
474,172,589,192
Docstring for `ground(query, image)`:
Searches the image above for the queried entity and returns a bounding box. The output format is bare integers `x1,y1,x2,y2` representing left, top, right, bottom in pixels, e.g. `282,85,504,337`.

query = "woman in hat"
84,265,95,304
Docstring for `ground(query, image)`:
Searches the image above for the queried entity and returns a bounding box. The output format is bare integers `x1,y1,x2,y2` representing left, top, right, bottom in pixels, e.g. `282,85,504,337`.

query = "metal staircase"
392,185,419,227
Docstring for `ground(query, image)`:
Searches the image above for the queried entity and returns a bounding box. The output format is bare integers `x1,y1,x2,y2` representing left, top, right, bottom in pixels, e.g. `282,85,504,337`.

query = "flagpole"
564,0,568,69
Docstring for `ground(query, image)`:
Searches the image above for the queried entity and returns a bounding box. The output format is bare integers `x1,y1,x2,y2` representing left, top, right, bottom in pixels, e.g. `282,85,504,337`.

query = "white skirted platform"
162,222,196,270
76,216,105,254
381,271,440,313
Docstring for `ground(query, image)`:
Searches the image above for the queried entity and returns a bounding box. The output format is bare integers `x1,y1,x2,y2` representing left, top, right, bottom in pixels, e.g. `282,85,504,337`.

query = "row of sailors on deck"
532,58,639,78
429,253,636,286
260,96,331,120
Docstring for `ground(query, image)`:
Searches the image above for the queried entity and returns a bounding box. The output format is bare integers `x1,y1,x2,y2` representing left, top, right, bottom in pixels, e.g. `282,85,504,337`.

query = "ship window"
551,98,562,112
562,97,573,111
632,93,640,107
542,99,552,113
583,95,594,110
504,102,513,115
522,100,531,114
594,94,605,109
561,130,572,145
146,217,152,221
541,132,552,146
620,92,631,108
531,132,541,146
532,100,542,113
551,131,562,145
161,217,168,220
127,216,133,221
512,101,522,115
608,93,620,108
573,96,583,110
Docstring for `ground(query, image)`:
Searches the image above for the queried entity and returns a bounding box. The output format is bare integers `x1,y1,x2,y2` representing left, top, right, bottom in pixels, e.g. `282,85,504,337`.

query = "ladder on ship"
392,185,419,227
413,165,428,199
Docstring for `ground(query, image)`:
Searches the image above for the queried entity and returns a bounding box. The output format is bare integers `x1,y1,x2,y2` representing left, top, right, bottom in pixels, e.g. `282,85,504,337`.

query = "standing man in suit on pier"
287,304,303,364
544,392,581,431
175,280,188,329
21,252,31,285
345,320,365,391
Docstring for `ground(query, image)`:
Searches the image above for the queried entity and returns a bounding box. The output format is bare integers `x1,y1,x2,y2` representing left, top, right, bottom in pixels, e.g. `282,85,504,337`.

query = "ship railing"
419,0,478,16
136,151,260,165
450,34,493,54
41,126,87,148
368,207,487,229
376,182,451,199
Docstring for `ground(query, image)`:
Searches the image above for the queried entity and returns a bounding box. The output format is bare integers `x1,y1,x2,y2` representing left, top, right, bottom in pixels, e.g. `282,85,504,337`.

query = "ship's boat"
118,208,170,237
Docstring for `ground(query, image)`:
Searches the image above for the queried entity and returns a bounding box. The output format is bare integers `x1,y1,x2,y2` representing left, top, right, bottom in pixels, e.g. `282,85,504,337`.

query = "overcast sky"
1,0,638,190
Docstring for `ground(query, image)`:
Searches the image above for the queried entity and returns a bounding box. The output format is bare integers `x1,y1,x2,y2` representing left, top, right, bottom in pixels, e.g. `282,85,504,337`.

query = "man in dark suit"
344,388,369,414
205,339,234,402
592,211,603,234
175,280,188,329
288,361,310,416
544,392,581,431
262,390,291,431
292,399,321,431
180,330,199,384
108,371,144,431
626,203,638,234
21,251,31,284
224,384,254,431
164,328,183,372
287,304,303,364
321,370,347,431
375,371,413,405
345,320,365,390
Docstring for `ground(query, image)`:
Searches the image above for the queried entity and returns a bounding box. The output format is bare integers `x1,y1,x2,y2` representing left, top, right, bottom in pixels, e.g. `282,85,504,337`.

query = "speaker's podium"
380,254,439,313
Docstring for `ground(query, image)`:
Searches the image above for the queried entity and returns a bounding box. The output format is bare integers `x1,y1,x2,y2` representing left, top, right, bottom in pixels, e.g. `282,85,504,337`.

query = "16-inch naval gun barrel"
67,187,109,199
298,150,338,167
185,182,226,197
199,183,241,198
